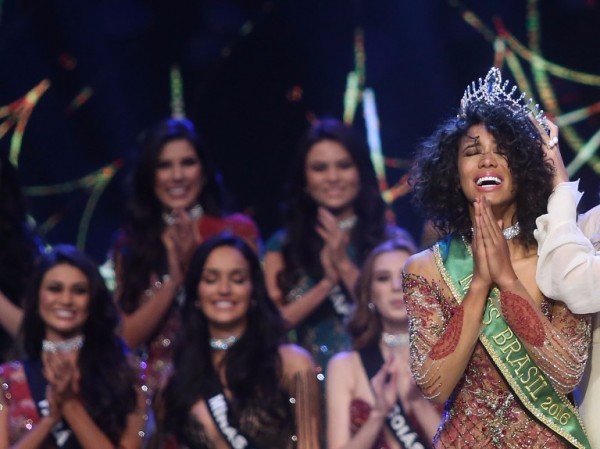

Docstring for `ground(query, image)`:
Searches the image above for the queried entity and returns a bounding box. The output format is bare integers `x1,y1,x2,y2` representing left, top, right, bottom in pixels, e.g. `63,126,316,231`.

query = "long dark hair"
20,245,137,445
0,153,43,360
164,233,285,442
348,236,417,350
278,118,388,294
118,117,222,313
410,102,554,246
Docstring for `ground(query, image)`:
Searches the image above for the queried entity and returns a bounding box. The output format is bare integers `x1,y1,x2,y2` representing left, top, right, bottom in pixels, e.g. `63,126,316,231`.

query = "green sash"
434,234,591,449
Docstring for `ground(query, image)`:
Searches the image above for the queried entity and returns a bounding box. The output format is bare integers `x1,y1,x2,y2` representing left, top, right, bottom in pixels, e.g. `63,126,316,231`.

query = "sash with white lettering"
202,372,261,449
434,234,591,449
359,345,428,449
22,358,78,449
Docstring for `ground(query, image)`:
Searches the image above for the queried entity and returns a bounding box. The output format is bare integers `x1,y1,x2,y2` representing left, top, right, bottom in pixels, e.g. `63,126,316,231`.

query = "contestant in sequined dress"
402,68,592,449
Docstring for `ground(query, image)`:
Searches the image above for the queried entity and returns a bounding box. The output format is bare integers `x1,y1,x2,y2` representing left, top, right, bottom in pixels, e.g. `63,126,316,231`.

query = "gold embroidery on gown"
402,270,590,449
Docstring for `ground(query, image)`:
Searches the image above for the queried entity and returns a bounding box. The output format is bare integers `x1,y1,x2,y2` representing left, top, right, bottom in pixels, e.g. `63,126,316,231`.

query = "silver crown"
459,67,549,133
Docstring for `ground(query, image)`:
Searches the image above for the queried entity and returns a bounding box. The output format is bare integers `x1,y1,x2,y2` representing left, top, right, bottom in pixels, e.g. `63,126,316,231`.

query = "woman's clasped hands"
472,196,519,291
42,350,81,421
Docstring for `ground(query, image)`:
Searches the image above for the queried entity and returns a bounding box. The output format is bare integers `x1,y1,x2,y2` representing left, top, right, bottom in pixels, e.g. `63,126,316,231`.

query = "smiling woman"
153,138,204,212
158,233,321,449
304,139,361,215
196,245,253,331
326,237,441,449
38,264,91,340
264,118,393,380
111,118,260,396
0,245,148,449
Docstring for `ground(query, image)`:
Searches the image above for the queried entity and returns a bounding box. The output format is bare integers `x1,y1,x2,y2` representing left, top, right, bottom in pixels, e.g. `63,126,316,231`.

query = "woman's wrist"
61,396,84,415
496,276,520,292
162,274,183,291
318,277,336,291
468,277,491,295
42,414,62,428
336,258,357,276
144,274,181,301
368,407,389,423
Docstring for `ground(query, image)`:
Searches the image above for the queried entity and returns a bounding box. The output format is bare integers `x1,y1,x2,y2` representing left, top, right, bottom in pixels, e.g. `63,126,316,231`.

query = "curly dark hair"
278,118,388,293
20,244,137,445
409,102,554,246
163,233,286,444
118,117,222,313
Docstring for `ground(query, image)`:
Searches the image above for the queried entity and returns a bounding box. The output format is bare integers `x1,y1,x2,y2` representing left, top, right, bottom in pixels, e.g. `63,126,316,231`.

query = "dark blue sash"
203,371,261,449
359,345,429,449
22,358,78,449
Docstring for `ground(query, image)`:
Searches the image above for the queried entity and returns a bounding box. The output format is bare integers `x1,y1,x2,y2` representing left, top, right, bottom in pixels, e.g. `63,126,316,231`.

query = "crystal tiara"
458,67,549,133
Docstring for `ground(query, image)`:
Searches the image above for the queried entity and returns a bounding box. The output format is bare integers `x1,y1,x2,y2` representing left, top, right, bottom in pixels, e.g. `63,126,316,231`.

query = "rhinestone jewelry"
547,136,559,149
162,204,204,225
471,222,520,240
337,215,357,231
42,335,85,353
382,332,410,348
501,222,521,240
459,67,549,133
209,335,238,351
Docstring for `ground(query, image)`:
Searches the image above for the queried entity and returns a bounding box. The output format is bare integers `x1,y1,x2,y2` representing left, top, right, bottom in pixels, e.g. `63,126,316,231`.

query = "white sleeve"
535,180,600,314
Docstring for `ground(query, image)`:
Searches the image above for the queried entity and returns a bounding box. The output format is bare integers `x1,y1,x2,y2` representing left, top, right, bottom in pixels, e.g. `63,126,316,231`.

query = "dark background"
1,0,599,261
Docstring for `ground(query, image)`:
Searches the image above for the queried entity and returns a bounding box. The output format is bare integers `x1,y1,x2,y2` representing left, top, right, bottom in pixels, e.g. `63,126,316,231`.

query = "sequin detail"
402,270,590,449
430,305,464,360
500,291,546,347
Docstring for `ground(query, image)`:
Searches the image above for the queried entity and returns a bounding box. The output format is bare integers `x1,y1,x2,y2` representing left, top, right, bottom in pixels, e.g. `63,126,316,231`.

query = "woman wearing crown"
403,67,592,448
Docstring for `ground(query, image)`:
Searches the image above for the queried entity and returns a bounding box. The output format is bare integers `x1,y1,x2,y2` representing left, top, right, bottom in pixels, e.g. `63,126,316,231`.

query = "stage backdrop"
1,0,599,260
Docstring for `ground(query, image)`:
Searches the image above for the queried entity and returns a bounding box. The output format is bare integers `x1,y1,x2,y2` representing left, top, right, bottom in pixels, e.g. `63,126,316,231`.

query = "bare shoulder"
279,343,316,374
327,350,358,372
326,351,361,380
404,247,436,275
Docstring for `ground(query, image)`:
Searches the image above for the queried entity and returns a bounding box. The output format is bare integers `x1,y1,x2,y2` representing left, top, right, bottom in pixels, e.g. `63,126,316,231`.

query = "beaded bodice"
402,270,590,449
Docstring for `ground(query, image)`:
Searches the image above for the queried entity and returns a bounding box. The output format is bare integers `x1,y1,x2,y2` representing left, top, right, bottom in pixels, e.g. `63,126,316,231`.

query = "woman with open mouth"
0,245,148,449
402,67,592,448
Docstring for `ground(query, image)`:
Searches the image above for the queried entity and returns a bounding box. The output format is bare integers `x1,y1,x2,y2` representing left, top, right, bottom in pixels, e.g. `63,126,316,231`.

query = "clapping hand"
371,355,399,416
162,231,184,287
163,208,201,275
315,207,351,280
42,351,80,416
319,244,340,284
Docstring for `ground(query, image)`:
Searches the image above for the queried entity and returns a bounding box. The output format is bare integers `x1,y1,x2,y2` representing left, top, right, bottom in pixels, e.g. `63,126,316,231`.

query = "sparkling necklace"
162,204,204,225
337,215,358,231
42,335,85,353
382,332,409,348
470,221,520,240
209,335,238,351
